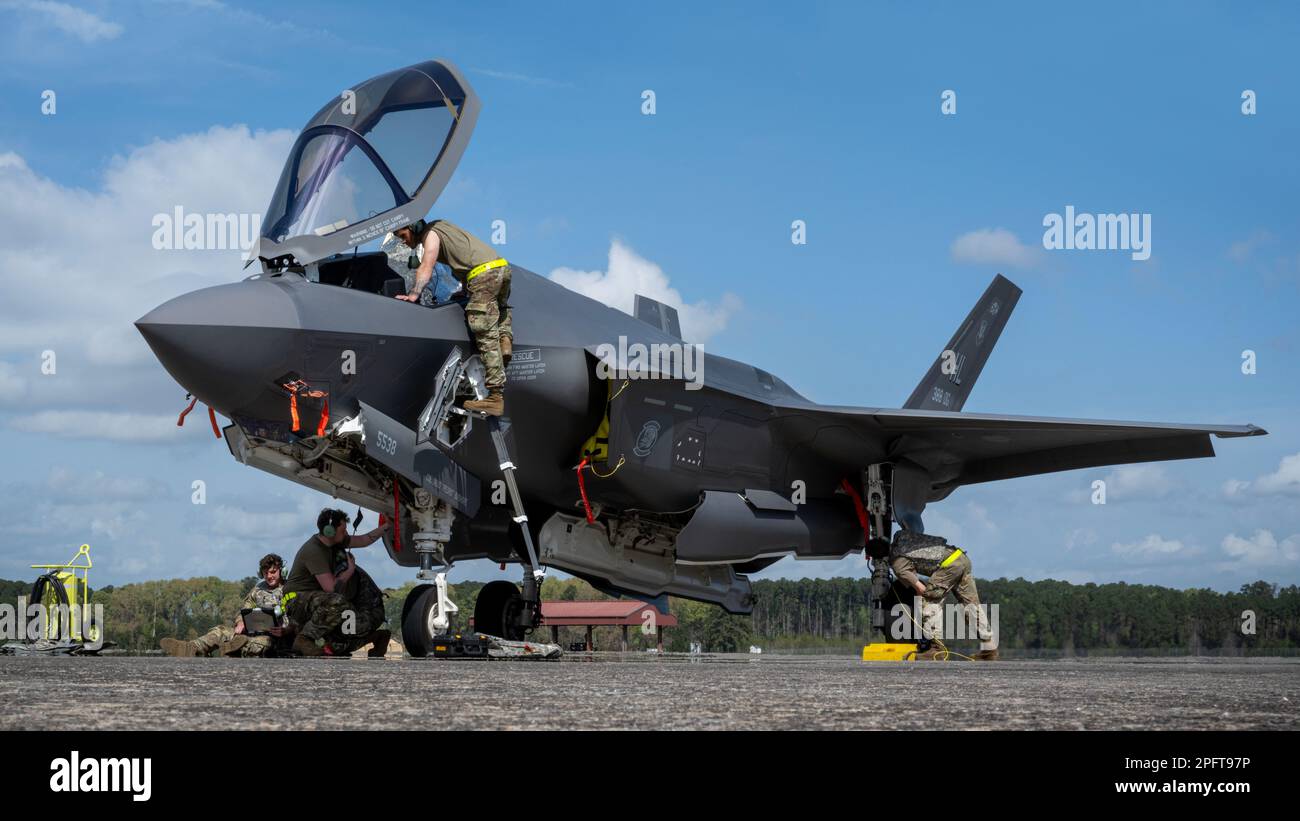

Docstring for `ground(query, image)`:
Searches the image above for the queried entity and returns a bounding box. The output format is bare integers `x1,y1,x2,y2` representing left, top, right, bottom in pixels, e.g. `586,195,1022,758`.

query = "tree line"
3,574,1295,655
747,577,1300,654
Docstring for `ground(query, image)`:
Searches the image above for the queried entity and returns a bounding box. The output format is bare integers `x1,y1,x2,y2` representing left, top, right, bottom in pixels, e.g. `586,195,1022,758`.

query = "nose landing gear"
401,578,454,656
399,346,546,655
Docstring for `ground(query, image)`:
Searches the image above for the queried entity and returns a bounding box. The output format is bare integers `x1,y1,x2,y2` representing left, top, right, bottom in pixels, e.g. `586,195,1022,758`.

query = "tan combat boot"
973,648,999,661
464,389,504,417
292,635,325,657
500,335,513,368
220,635,250,657
160,637,200,657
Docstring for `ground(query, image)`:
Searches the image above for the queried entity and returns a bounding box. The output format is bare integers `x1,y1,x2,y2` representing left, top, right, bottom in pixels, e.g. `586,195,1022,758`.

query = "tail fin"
633,294,683,339
903,274,1022,412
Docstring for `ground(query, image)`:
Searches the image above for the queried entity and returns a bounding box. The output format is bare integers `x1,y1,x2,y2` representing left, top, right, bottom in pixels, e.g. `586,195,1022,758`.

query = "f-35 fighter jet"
135,59,1266,653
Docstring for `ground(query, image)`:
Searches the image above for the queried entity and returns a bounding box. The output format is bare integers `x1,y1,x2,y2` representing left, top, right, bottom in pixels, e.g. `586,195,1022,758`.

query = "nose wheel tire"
401,584,438,658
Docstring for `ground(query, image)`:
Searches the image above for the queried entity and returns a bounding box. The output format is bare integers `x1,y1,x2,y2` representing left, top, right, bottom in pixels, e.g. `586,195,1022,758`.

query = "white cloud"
1253,452,1300,496
963,502,999,540
910,502,997,549
0,361,27,402
154,0,333,40
1221,529,1300,566
8,411,188,442
90,508,149,541
920,510,963,547
950,228,1040,269
1224,452,1300,498
549,239,741,343
469,66,572,88
1,1,122,42
1111,533,1191,558
1105,464,1174,500
2,457,327,573
0,464,342,584
207,504,306,541
1065,464,1174,504
1227,230,1274,262
0,125,296,438
1064,528,1097,552
0,126,294,359
1222,477,1251,499
45,467,166,500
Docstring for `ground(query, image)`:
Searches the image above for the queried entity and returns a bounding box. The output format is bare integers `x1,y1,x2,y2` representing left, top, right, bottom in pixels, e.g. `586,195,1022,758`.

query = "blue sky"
0,1,1296,592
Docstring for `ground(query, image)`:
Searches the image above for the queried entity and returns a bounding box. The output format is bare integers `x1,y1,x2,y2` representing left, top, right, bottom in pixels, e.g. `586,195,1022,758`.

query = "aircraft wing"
775,402,1266,495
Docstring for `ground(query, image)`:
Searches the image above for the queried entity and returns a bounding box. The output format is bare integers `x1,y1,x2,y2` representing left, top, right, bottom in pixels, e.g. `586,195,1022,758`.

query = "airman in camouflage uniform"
284,509,391,657
286,568,387,656
393,219,512,416
889,531,997,659
463,263,513,389
160,554,292,658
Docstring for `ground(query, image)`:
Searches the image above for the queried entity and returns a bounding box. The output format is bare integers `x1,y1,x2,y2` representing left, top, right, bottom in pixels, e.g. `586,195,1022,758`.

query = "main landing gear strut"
860,461,942,661
863,463,895,644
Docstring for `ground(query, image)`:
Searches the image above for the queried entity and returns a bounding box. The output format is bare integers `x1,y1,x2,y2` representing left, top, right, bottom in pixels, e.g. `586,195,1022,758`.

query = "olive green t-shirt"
285,533,357,599
426,219,499,279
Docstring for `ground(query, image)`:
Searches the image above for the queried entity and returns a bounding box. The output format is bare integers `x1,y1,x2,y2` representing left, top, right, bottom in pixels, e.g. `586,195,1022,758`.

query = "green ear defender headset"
318,508,345,538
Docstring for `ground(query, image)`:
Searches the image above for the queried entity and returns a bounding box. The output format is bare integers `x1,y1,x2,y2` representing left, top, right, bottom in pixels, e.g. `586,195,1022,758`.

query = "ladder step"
486,416,541,572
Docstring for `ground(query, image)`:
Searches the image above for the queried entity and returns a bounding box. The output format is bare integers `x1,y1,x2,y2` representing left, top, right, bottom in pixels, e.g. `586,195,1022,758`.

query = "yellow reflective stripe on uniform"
466,258,508,280
940,548,964,568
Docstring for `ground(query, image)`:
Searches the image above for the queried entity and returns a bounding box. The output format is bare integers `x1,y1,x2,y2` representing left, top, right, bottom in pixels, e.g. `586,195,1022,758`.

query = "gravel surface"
2,654,1297,730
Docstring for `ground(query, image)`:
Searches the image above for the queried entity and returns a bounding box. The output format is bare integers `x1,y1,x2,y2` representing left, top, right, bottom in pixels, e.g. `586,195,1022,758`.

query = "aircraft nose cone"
136,280,301,413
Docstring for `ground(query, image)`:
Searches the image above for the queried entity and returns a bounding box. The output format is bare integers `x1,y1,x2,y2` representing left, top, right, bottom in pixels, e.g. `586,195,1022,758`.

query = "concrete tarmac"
2,654,1297,730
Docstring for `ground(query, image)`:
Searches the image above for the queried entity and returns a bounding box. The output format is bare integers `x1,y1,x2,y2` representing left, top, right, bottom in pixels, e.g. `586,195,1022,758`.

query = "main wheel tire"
474,580,526,640
401,584,438,658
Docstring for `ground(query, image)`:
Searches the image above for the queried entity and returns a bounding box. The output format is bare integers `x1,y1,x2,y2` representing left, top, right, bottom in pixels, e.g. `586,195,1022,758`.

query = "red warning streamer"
176,396,197,427
576,458,595,524
316,395,329,437
178,396,221,440
840,477,871,544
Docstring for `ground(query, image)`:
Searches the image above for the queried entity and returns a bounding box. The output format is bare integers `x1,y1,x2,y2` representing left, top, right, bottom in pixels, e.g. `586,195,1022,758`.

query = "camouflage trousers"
920,553,996,650
464,264,513,391
289,589,384,655
192,624,274,657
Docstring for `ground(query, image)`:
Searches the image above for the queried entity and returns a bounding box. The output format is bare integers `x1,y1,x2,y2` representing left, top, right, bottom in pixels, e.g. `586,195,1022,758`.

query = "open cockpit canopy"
256,59,479,269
